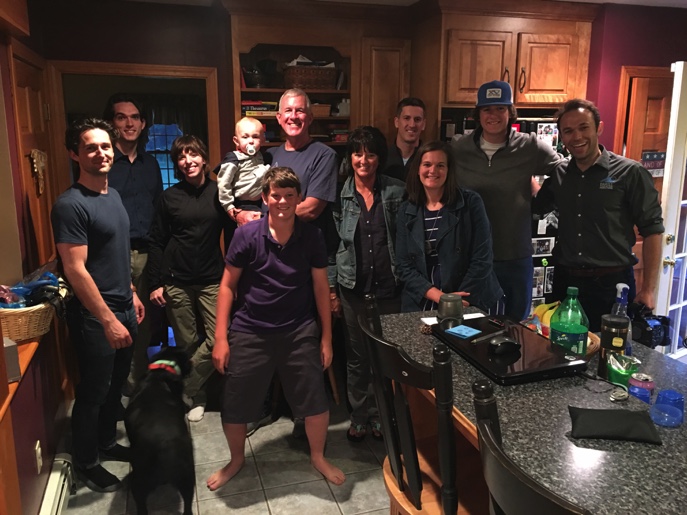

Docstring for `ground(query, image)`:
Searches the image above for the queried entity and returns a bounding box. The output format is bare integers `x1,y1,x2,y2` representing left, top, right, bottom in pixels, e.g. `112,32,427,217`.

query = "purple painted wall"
587,4,687,151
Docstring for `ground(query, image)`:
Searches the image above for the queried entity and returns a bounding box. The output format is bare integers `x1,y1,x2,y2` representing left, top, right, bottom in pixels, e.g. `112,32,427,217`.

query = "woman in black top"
148,135,230,422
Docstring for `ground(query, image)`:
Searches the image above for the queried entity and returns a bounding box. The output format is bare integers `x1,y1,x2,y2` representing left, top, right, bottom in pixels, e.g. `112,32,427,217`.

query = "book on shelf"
241,105,278,112
241,100,278,106
243,110,278,117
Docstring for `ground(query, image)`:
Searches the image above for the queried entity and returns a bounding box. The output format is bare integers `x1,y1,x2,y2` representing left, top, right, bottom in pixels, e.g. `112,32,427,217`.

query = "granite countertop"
380,311,687,515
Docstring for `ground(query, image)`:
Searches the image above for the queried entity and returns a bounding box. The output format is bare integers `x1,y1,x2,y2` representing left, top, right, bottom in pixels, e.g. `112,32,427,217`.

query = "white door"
656,61,687,357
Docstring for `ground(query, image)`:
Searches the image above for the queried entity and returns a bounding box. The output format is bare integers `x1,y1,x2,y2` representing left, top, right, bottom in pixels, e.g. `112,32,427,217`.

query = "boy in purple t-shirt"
208,167,345,489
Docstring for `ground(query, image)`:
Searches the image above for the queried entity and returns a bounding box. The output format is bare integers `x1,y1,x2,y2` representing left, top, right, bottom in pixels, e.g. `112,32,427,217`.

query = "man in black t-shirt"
51,118,144,493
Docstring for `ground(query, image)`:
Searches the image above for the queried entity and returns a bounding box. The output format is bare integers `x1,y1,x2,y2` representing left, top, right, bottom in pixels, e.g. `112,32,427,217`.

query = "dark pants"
493,257,534,321
552,267,636,333
339,287,401,426
67,299,136,468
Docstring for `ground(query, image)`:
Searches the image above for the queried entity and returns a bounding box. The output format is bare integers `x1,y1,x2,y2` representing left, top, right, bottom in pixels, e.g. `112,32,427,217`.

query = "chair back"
471,380,591,515
359,314,457,514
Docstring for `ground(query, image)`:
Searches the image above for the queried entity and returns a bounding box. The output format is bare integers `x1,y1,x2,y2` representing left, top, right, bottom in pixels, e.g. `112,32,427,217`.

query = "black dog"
124,347,195,515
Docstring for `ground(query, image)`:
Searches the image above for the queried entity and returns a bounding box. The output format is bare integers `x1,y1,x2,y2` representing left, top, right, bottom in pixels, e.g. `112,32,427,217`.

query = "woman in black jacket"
148,135,230,422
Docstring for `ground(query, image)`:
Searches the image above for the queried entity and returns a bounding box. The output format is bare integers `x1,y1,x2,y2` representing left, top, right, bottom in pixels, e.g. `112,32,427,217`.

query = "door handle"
519,67,527,93
501,67,510,83
663,257,676,267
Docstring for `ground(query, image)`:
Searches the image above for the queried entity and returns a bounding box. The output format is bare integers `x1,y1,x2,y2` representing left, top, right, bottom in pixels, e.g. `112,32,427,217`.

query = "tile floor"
64,398,390,515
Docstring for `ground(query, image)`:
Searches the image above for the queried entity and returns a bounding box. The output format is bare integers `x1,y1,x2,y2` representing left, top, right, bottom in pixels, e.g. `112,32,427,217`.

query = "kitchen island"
381,312,687,515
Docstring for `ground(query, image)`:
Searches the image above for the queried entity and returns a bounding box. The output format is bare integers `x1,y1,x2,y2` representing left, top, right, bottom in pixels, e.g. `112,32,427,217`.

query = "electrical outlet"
34,440,42,474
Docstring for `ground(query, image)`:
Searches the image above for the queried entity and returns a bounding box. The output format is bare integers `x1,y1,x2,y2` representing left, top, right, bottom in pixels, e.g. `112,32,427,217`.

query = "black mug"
438,293,463,324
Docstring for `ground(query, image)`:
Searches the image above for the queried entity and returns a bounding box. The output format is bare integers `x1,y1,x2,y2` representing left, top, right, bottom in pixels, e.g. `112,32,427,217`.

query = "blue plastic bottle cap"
650,404,683,427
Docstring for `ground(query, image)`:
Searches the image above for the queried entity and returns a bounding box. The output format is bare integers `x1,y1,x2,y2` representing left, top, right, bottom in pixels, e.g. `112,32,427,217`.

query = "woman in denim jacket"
331,126,406,442
396,141,503,313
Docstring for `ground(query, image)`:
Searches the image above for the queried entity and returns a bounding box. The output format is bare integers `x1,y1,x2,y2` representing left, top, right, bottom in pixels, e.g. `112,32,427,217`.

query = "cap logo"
486,88,503,99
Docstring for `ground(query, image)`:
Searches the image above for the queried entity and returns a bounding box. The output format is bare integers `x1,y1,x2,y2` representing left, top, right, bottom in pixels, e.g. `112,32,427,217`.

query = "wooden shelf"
242,88,350,94
1,341,39,419
246,114,348,121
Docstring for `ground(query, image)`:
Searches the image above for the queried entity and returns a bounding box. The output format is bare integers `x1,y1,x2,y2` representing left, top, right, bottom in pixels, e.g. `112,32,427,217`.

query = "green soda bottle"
549,286,589,355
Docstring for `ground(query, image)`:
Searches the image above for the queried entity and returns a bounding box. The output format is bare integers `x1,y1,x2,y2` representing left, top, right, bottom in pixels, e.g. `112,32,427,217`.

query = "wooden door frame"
614,66,673,154
46,61,221,173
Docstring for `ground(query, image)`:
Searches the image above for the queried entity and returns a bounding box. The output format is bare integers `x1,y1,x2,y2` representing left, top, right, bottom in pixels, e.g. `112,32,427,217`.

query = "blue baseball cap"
476,80,513,107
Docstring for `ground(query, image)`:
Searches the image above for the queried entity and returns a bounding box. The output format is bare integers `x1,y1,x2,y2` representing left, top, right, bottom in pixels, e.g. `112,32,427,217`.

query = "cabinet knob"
663,257,676,267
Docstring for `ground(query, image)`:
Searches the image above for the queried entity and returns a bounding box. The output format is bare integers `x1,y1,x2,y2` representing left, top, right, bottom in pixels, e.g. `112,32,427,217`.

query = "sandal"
370,422,384,441
347,423,367,442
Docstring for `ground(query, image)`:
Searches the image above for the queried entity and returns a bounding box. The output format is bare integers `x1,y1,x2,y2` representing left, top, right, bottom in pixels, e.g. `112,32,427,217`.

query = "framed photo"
545,266,555,294
537,123,558,149
532,266,545,298
530,297,546,316
532,237,554,257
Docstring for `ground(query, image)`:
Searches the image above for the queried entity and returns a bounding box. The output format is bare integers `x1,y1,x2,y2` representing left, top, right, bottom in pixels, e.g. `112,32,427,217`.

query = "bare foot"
311,456,345,485
206,457,245,491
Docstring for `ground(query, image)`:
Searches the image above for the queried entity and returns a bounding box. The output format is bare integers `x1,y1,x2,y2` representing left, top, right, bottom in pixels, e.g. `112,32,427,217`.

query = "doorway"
615,66,673,299
47,61,221,186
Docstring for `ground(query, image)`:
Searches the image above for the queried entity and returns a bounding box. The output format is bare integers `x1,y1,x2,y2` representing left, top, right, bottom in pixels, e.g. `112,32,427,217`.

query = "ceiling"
123,0,687,9
558,0,687,7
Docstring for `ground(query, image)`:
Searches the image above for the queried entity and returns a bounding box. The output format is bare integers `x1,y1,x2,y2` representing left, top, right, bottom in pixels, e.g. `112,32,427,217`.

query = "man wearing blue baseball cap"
452,80,565,320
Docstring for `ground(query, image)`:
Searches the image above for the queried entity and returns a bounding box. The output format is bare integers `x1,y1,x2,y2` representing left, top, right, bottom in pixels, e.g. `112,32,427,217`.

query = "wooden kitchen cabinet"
222,0,411,148
445,29,514,105
444,17,592,107
515,32,583,104
360,37,411,146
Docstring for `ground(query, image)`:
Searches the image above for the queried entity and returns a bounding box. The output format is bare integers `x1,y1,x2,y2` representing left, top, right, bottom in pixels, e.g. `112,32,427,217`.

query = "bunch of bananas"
532,300,560,336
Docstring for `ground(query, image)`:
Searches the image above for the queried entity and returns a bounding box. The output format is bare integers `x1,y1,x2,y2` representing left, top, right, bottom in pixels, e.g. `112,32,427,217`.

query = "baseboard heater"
39,453,74,515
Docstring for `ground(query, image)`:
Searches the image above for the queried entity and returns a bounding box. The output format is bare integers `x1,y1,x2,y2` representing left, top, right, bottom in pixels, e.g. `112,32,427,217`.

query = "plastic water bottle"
611,283,633,355
550,286,589,355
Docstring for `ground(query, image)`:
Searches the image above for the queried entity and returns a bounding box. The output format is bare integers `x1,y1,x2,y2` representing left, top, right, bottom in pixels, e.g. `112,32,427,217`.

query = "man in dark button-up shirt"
104,94,163,387
534,99,664,331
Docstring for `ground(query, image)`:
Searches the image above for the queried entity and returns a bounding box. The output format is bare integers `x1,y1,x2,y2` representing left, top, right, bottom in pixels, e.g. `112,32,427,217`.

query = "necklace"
424,206,442,254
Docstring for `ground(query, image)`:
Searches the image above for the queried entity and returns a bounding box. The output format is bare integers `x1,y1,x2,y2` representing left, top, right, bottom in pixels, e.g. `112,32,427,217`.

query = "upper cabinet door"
515,33,579,105
361,37,411,144
444,29,513,105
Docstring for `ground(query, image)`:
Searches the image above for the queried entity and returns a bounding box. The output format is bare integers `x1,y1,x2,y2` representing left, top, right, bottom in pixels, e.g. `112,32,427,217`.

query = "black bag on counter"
630,304,671,349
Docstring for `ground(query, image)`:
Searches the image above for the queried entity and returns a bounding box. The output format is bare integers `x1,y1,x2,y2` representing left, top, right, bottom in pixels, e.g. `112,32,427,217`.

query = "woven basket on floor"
0,302,55,342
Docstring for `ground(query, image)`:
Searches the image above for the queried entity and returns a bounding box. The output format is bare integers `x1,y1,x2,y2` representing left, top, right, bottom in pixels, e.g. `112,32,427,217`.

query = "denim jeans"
67,299,136,468
493,257,534,321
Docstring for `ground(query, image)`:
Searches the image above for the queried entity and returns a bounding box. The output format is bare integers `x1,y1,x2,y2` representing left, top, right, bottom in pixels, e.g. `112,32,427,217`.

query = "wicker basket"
0,302,55,343
284,66,337,90
310,104,331,117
